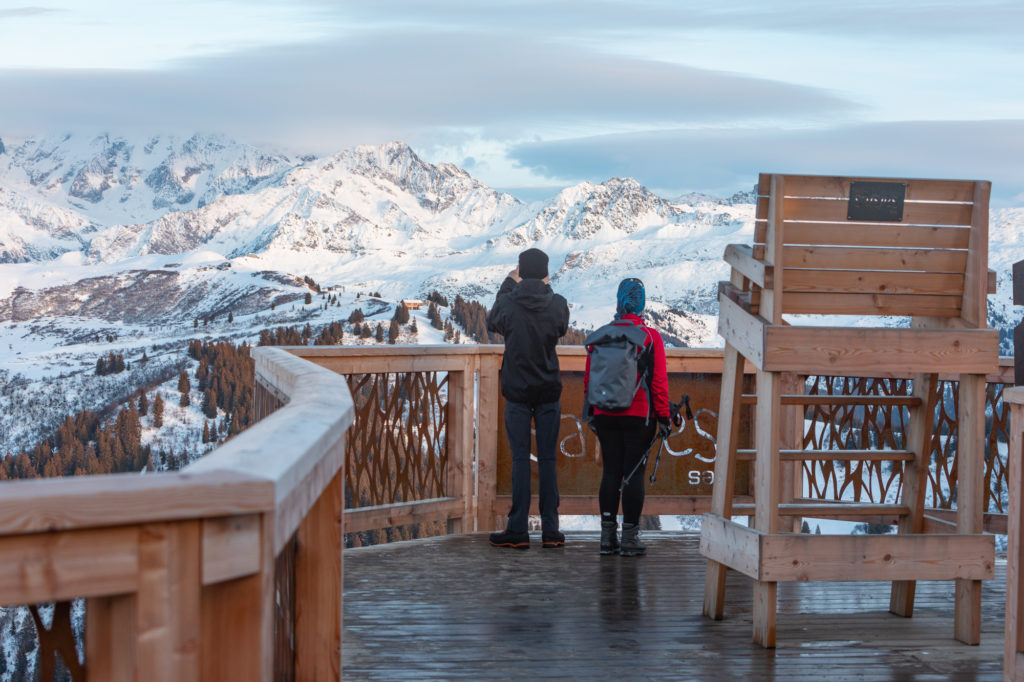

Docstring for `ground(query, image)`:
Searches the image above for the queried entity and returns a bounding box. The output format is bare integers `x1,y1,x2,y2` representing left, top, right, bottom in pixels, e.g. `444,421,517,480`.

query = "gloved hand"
657,417,671,439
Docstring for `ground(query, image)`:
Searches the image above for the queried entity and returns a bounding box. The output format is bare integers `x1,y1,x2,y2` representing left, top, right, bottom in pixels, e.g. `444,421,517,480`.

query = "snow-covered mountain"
0,134,763,346
1,132,1021,358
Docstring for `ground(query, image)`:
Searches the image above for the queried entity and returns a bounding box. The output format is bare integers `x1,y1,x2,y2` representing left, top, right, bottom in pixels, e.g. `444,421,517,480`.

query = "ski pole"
649,394,693,485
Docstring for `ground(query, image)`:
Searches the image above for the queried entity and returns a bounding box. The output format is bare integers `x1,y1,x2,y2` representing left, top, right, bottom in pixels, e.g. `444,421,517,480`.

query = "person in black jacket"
486,248,570,549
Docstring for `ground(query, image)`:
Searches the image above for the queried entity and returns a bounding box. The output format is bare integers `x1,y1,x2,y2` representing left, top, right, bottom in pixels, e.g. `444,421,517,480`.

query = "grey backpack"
584,321,651,412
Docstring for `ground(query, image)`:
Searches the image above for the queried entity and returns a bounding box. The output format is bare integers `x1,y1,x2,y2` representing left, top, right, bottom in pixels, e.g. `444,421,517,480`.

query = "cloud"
0,31,851,151
507,120,1024,203
0,6,58,18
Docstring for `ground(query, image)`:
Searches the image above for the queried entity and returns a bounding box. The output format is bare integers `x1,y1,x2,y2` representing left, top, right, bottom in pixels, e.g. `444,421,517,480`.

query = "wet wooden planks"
343,532,1006,681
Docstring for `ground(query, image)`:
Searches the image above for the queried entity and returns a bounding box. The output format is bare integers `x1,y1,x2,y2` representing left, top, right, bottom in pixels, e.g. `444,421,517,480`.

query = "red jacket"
584,314,670,419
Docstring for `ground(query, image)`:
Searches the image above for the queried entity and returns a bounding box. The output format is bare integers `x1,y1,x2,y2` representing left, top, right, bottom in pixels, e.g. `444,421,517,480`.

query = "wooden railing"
288,346,1015,536
0,346,353,681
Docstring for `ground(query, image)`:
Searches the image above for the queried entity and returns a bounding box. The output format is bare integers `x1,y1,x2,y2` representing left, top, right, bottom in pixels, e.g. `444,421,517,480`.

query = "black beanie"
518,248,548,279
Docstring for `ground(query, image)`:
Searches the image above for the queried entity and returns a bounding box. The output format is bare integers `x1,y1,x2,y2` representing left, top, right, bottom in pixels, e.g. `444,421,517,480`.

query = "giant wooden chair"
700,173,998,648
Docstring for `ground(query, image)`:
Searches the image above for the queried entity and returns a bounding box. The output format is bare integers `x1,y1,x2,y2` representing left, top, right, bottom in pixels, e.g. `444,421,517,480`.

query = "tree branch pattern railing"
802,376,1009,513
344,372,448,492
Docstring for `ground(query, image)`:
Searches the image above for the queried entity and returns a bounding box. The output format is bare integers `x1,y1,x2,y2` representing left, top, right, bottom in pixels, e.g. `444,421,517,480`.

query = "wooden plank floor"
342,532,1006,680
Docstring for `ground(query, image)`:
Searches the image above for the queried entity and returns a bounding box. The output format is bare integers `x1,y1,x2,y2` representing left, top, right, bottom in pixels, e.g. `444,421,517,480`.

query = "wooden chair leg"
703,344,744,620
751,368,782,648
753,580,778,648
891,373,937,617
955,373,985,645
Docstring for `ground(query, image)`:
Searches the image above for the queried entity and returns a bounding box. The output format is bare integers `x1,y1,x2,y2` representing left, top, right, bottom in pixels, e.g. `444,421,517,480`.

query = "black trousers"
596,416,656,526
504,399,561,533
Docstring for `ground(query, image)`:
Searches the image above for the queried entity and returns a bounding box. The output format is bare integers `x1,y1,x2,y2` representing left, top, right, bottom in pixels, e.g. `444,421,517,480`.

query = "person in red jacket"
583,278,670,556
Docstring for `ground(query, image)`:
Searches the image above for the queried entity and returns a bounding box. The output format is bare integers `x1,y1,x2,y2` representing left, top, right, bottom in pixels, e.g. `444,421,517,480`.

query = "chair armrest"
724,244,773,289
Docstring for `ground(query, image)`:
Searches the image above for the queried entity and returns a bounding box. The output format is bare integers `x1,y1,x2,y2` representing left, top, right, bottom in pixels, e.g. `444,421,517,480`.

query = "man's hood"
510,278,555,311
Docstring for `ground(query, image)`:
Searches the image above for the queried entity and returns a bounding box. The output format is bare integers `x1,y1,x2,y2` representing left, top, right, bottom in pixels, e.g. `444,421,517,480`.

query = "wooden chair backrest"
752,173,990,326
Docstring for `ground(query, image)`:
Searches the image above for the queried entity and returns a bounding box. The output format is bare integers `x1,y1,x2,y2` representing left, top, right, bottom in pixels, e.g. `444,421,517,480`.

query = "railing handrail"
0,346,354,553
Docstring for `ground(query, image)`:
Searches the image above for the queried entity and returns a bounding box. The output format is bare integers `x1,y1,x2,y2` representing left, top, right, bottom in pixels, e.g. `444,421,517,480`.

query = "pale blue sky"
1,0,1022,202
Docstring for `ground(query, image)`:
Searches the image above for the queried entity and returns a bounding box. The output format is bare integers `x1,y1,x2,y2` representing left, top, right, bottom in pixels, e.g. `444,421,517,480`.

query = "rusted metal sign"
847,181,906,222
497,371,751,498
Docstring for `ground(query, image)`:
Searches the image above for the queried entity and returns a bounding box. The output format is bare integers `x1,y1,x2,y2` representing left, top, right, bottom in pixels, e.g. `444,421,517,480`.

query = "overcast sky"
1,0,1022,203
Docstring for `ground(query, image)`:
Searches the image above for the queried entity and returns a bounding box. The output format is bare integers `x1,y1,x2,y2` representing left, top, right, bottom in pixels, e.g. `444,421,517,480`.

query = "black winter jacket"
486,277,570,405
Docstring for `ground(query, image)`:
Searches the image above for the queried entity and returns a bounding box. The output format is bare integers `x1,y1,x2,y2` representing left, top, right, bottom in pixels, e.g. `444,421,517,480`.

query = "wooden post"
890,372,938,617
703,343,744,620
1007,399,1024,681
955,373,985,645
780,373,803,533
295,469,344,681
86,594,135,682
136,522,201,682
447,357,476,533
201,514,275,682
476,353,502,531
753,368,782,648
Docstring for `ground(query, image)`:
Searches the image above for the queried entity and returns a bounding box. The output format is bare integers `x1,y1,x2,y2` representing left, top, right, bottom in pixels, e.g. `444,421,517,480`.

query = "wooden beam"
201,513,274,682
0,470,273,535
1007,402,1024,679
717,289,766,369
135,522,201,682
891,373,938,617
736,449,915,462
956,372,986,644
760,532,994,582
724,243,773,289
86,593,135,682
0,526,139,605
447,358,476,533
777,174,977,202
295,470,343,681
783,245,968,273
493,495,754,517
700,514,760,580
784,270,964,297
961,181,991,327
783,223,970,250
781,196,973,226
782,292,962,317
704,343,746,620
476,354,502,531
763,325,998,376
345,498,465,534
202,515,261,586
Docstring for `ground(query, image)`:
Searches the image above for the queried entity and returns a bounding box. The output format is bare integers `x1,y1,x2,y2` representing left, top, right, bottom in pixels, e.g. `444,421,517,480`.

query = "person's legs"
533,399,562,536
597,424,627,554
620,422,656,557
503,400,533,533
620,423,655,525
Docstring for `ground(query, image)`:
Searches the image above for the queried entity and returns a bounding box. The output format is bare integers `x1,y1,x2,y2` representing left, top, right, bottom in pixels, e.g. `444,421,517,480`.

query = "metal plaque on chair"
847,181,906,221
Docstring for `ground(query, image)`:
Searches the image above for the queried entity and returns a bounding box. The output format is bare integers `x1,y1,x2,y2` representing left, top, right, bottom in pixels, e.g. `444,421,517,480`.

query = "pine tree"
194,318,198,328
202,421,210,443
349,308,364,324
304,292,312,305
138,391,149,416
153,393,165,428
228,311,233,323
177,370,191,395
375,323,384,343
388,318,400,344
411,317,418,334
360,323,372,339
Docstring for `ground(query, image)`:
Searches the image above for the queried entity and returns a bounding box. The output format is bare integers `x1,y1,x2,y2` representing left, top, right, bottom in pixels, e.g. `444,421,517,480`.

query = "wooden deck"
343,532,1006,680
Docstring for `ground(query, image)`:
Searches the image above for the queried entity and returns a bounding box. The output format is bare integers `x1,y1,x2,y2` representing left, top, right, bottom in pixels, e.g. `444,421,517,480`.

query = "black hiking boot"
542,530,565,548
489,529,530,550
600,520,619,555
620,523,646,557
